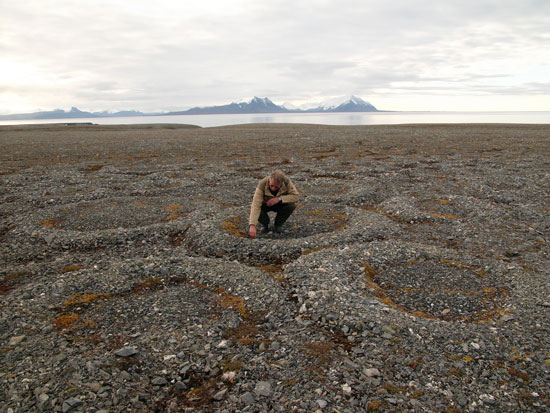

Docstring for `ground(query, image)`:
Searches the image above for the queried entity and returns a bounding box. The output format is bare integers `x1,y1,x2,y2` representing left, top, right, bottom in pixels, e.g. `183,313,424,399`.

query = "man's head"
269,170,285,192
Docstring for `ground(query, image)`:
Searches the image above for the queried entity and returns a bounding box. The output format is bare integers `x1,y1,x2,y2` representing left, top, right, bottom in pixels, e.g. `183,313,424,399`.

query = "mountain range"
0,96,378,120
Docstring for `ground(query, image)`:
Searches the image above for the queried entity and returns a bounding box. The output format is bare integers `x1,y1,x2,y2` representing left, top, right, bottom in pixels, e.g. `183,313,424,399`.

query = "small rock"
213,388,227,401
62,397,82,413
254,381,272,397
174,381,186,392
90,383,101,392
479,394,496,404
152,377,168,386
114,346,138,357
241,391,255,405
9,335,26,346
269,341,280,351
317,399,327,408
119,370,132,381
363,368,381,377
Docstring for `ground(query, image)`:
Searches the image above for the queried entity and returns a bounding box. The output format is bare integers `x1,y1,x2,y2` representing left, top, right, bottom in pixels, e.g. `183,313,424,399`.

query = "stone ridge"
0,123,549,412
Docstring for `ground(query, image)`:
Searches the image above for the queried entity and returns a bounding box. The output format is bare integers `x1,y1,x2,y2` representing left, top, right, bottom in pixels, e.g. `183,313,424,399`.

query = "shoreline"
1,109,549,128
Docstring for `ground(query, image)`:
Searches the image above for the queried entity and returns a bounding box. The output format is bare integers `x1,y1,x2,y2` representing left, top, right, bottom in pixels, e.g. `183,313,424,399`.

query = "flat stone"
241,391,255,405
254,381,272,397
363,368,381,377
213,388,227,401
9,335,26,346
152,376,168,386
114,346,138,357
62,397,82,413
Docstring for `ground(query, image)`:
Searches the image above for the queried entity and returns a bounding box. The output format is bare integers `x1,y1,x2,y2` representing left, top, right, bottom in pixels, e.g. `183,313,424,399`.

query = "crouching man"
249,170,299,238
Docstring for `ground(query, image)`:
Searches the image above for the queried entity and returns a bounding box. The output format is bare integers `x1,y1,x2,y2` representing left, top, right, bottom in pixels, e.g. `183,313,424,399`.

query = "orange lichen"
440,259,486,276
307,210,324,216
258,264,286,282
40,218,63,229
165,204,185,221
54,314,79,330
368,400,384,411
302,341,337,365
306,210,348,231
132,277,163,294
0,272,24,295
61,265,84,273
221,216,248,238
64,292,111,307
301,246,333,256
215,288,247,318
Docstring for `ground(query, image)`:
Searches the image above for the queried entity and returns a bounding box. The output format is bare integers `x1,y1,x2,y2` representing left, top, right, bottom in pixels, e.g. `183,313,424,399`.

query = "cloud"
1,0,549,113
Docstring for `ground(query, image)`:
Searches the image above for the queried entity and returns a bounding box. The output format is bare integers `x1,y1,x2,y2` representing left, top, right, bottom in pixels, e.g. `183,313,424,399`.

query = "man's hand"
249,224,257,239
266,197,280,207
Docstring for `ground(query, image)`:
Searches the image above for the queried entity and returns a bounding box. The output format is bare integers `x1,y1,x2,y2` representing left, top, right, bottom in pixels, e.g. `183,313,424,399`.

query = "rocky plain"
0,122,549,412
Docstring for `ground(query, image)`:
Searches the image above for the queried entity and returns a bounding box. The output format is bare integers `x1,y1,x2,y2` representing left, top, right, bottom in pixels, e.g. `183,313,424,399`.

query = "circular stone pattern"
215,203,350,240
36,196,195,231
184,203,399,266
284,240,516,337
361,242,512,322
3,196,201,261
370,260,509,321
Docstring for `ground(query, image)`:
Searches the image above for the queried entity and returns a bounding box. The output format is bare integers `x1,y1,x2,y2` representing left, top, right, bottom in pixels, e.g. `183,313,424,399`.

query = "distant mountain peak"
250,96,269,103
0,95,378,121
319,95,373,110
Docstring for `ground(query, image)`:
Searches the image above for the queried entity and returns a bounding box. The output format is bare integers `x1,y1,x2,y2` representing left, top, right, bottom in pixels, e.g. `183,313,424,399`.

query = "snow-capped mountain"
0,96,379,120
282,95,377,112
171,96,289,115
317,95,377,112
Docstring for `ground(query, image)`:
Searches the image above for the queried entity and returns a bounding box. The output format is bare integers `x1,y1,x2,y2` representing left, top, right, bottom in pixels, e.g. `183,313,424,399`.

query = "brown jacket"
249,175,299,226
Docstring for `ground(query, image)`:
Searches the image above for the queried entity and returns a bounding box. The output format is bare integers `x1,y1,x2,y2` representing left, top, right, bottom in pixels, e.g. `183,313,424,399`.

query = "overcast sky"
1,0,549,114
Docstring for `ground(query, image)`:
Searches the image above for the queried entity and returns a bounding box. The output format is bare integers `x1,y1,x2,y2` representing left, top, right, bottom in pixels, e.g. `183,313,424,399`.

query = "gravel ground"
1,123,549,412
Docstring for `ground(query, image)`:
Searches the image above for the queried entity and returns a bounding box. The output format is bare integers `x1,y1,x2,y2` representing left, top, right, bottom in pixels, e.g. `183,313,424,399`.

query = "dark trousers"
259,202,296,227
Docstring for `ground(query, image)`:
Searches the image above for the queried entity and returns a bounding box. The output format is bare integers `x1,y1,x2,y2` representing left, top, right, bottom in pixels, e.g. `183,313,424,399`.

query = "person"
249,170,299,238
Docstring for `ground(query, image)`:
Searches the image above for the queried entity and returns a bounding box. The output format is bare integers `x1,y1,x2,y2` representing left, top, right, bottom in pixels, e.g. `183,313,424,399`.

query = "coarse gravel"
1,123,549,412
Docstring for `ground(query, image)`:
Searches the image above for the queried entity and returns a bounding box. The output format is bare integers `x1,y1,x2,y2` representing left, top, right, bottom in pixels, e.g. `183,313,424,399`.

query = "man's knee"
278,203,296,219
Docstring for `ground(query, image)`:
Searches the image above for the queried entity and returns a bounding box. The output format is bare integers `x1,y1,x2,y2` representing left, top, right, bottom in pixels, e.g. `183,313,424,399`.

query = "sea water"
1,111,549,127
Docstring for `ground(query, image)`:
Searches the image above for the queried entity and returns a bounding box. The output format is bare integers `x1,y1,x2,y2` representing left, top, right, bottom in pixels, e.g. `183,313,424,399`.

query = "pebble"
241,392,255,405
363,368,381,377
254,381,272,397
8,335,25,346
114,347,138,357
317,399,328,408
62,397,82,413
